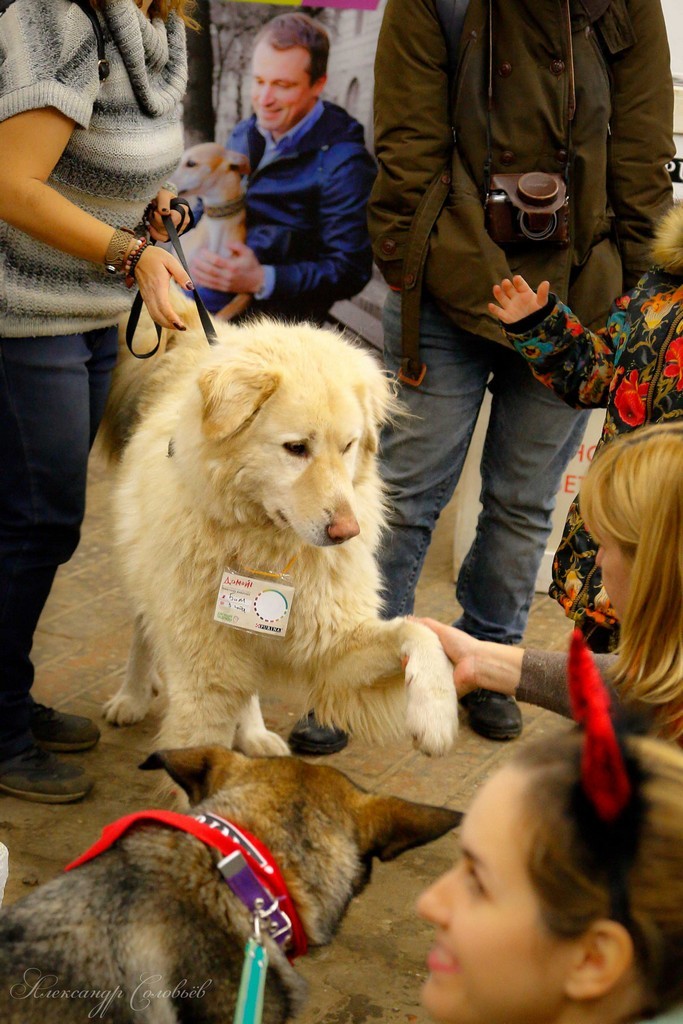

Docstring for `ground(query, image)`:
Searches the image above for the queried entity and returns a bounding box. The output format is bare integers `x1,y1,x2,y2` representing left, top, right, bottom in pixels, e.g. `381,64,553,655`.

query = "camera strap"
484,0,575,195
71,0,110,81
1,0,110,80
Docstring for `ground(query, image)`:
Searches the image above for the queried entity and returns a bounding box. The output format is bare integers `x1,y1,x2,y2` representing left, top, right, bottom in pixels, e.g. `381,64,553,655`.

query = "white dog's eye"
283,441,309,457
343,440,356,454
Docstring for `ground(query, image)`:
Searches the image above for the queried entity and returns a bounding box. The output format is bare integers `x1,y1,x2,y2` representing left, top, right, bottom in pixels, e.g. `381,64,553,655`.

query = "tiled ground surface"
0,455,573,1024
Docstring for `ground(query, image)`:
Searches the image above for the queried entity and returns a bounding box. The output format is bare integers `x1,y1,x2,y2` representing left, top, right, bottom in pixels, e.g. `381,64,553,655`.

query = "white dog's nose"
327,513,360,543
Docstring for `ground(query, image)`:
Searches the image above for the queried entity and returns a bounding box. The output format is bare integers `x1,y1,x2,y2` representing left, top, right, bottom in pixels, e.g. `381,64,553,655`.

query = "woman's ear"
563,919,635,1001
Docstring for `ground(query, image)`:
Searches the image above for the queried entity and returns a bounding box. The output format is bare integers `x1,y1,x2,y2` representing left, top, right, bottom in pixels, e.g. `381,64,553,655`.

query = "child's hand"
488,275,550,325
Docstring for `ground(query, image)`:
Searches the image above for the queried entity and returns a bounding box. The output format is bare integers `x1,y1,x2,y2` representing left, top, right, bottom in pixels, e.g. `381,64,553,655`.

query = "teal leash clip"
233,915,269,1024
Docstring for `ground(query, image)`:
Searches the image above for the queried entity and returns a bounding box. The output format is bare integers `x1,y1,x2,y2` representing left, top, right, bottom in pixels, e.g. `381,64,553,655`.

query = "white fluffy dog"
100,301,458,757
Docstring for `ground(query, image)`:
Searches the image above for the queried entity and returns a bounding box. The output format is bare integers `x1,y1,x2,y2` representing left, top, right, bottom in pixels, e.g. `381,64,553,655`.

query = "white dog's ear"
356,370,395,453
198,362,280,441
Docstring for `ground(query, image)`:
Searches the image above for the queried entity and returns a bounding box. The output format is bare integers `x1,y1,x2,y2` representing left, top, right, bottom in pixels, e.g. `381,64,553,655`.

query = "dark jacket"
503,205,683,631
368,0,674,349
201,102,376,324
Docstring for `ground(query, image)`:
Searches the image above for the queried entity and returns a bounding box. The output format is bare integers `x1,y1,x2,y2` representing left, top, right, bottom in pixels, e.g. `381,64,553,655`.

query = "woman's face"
595,534,633,619
417,768,578,1024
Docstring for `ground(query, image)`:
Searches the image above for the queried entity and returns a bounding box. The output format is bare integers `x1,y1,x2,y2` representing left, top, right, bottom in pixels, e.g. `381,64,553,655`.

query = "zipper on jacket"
645,306,683,421
248,148,305,187
569,562,600,618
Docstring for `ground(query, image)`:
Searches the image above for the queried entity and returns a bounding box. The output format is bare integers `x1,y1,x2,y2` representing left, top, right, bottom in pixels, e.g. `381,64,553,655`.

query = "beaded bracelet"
125,240,150,288
122,236,147,277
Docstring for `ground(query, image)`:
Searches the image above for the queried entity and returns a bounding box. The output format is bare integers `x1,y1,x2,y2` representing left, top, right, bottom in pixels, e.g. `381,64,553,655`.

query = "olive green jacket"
368,0,674,348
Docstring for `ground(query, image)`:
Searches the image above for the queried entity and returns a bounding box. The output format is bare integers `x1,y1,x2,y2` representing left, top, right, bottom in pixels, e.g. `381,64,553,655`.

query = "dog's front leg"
310,618,458,756
102,616,159,725
234,694,290,757
215,293,252,320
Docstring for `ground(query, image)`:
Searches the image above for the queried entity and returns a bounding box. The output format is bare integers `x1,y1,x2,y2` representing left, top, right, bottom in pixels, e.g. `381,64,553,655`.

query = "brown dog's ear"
357,795,462,862
198,362,280,441
225,149,250,176
139,746,241,805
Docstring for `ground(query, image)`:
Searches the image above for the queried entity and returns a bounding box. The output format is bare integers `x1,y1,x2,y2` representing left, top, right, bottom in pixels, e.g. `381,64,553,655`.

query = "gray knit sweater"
0,0,187,337
518,649,616,718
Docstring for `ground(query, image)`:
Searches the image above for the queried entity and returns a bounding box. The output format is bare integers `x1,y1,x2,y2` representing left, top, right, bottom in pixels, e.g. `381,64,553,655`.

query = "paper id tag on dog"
214,569,295,637
233,937,268,1024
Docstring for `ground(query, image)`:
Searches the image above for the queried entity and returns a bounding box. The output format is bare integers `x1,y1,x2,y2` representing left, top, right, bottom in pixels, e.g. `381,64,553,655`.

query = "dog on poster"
98,300,458,758
173,141,252,321
0,746,461,1023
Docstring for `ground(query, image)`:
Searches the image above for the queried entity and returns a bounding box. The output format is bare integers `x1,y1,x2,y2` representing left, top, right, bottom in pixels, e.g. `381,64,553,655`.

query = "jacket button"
441,172,451,185
498,62,512,77
381,238,397,256
404,272,416,287
557,148,568,163
550,59,565,75
501,150,515,166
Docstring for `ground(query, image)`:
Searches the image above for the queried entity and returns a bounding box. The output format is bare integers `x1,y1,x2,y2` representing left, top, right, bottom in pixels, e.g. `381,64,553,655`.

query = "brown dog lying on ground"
174,141,252,320
0,747,460,1023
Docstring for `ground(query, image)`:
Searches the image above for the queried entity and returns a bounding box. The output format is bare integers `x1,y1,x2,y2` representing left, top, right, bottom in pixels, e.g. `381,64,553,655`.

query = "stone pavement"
0,455,572,1024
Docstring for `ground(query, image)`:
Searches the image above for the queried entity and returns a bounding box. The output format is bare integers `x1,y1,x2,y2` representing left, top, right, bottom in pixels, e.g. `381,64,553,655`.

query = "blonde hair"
91,1,198,28
579,424,683,739
515,732,683,1013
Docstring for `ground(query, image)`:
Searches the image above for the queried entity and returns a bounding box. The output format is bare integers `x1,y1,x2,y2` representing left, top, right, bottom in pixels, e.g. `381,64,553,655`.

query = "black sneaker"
460,689,523,741
288,711,349,755
30,701,100,752
0,745,94,803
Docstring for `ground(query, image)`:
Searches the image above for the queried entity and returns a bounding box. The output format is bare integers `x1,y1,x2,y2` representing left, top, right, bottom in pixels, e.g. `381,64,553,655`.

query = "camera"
485,171,570,247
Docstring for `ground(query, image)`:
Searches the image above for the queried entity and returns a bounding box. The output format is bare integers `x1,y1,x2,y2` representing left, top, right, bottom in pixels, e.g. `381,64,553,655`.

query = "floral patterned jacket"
504,248,683,633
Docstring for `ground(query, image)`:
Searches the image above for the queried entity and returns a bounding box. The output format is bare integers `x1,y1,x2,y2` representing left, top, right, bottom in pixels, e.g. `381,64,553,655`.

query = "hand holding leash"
131,244,192,331
126,205,218,357
145,186,194,242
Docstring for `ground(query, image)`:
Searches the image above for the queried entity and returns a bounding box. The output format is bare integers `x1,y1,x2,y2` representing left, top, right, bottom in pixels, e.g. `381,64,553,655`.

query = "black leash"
126,199,219,359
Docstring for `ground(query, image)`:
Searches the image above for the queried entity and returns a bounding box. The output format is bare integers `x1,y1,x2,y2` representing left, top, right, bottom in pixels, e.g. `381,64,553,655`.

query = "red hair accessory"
568,629,632,822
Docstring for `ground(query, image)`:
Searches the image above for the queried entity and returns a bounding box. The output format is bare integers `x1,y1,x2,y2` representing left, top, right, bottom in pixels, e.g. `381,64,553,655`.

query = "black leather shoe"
460,689,522,741
30,701,101,752
0,745,94,803
288,711,349,755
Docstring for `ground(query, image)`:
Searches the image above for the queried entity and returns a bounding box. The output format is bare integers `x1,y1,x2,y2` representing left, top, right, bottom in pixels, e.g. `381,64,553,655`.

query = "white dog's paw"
235,728,291,758
234,694,290,757
102,689,151,726
404,639,458,756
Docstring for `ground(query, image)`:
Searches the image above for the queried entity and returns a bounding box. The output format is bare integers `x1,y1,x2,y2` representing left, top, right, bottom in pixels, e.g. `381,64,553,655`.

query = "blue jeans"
379,291,588,643
0,328,118,759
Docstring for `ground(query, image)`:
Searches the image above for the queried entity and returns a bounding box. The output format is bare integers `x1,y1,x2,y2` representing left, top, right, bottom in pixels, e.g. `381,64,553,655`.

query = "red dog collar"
65,810,307,960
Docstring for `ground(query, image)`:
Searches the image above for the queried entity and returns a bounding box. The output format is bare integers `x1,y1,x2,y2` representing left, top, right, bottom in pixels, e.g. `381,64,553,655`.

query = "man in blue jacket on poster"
189,11,376,325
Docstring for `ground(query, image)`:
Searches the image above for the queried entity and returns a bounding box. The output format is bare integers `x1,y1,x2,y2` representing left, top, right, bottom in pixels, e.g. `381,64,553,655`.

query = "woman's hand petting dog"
416,617,524,700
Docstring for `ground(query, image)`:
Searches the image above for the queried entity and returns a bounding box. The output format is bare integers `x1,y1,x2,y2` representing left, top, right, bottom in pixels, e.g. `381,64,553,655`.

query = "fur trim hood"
652,204,683,275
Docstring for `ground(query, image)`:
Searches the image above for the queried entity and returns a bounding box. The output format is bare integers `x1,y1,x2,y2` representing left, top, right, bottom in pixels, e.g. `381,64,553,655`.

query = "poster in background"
186,1,384,150
183,1,682,342
183,0,389,343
